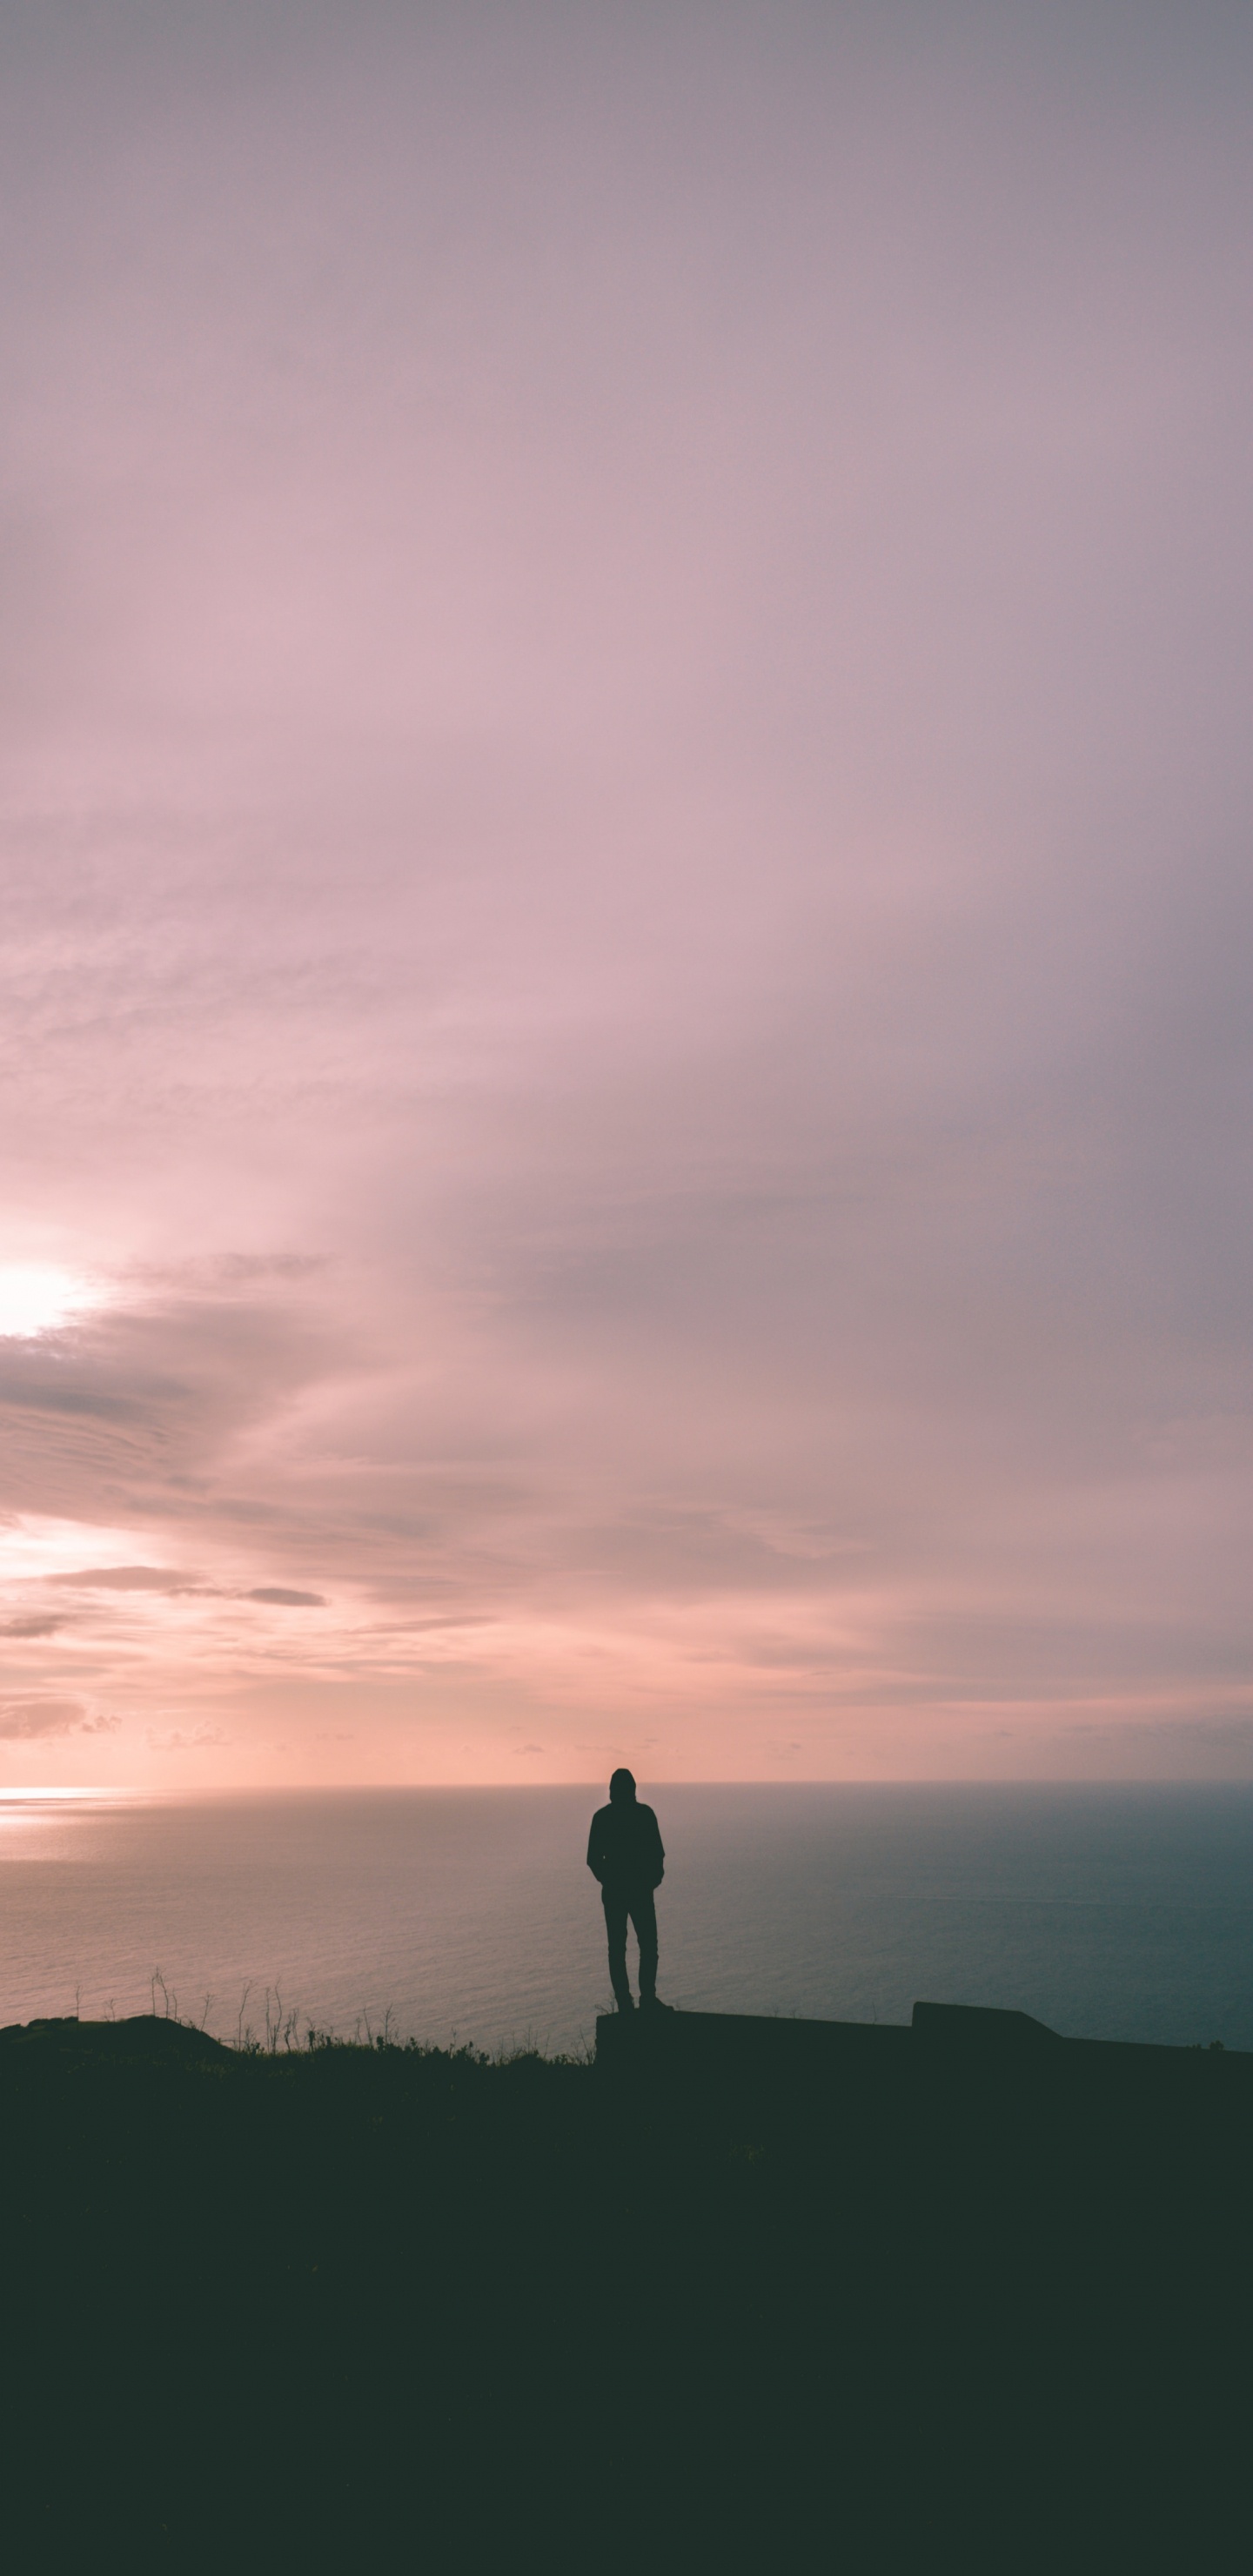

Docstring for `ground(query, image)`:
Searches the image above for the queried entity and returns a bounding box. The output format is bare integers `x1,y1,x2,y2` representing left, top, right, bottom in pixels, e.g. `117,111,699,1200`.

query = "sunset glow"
2,3,1251,1788
0,1268,101,1339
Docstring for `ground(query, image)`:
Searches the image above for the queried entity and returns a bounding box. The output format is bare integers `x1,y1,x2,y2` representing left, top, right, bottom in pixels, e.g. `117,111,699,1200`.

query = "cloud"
37,1564,325,1607
144,1723,230,1751
0,1698,118,1738
45,1566,204,1593
0,1614,64,1637
246,1588,325,1607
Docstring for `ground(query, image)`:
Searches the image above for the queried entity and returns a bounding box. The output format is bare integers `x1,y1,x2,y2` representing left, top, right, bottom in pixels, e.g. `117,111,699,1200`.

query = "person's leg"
630,1888,658,2002
602,1891,632,2008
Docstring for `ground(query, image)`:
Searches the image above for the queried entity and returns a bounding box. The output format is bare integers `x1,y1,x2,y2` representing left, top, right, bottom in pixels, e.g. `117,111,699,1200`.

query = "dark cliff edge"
2,2004,1248,2569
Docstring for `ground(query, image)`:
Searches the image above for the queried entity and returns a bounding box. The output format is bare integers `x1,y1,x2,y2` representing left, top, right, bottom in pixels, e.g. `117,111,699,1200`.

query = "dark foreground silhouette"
586,1767,667,2010
1,2002,1249,2571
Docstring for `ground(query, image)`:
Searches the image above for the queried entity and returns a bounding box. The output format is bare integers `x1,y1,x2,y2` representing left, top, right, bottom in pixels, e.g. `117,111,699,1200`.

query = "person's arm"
648,1811,665,1888
586,1815,606,1883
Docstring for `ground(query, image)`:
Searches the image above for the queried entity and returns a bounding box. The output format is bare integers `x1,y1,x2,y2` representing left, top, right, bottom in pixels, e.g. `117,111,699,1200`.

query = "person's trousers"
602,1886,658,2003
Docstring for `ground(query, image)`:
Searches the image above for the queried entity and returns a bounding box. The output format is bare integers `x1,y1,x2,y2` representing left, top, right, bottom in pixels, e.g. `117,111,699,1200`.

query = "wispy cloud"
144,1723,230,1752
46,1566,205,1593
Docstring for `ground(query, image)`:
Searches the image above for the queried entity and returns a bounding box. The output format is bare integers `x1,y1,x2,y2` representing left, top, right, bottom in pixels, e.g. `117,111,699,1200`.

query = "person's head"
609,1768,637,1807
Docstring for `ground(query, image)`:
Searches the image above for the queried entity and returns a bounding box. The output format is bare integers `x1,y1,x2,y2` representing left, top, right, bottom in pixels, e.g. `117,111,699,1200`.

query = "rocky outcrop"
0,2014,230,2063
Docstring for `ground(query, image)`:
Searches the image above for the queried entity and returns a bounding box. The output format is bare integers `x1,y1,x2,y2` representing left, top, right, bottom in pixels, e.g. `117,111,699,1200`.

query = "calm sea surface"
2,1784,1250,2056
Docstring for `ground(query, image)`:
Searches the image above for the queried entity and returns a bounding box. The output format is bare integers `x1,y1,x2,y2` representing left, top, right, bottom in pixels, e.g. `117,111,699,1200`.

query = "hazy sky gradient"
2,0,1251,1783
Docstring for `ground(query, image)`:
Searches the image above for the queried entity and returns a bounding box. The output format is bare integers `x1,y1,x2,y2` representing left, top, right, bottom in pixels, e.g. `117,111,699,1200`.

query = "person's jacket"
586,1801,665,1894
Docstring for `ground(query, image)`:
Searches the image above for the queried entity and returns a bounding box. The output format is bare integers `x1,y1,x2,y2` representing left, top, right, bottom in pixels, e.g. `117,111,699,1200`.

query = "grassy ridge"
2,2014,1249,2570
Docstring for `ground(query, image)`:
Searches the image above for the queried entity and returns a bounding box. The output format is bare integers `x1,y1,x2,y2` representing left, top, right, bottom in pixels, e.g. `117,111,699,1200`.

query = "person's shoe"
639,1995,673,2013
614,1995,635,2014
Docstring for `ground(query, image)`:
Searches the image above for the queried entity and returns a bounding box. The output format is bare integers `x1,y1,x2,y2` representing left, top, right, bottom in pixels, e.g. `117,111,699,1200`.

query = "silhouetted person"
586,1768,668,2013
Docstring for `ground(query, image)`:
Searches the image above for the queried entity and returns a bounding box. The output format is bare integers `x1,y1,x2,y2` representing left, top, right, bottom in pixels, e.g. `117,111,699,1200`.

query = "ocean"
2,1782,1250,2056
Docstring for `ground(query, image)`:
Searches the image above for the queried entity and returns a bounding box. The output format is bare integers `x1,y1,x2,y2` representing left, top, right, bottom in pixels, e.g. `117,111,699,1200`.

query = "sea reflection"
0,1788,140,1856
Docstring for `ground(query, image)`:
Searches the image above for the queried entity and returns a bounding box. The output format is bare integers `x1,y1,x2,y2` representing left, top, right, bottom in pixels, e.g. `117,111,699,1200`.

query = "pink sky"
2,1,1252,1787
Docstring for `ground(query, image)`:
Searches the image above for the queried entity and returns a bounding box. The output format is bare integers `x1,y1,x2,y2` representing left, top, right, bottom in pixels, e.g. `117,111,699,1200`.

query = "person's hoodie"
586,1801,665,1894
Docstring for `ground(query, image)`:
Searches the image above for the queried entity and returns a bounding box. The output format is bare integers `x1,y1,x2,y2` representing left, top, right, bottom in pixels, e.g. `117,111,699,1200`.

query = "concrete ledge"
594,2001,1253,2096
596,2005,910,2064
911,2000,1061,2049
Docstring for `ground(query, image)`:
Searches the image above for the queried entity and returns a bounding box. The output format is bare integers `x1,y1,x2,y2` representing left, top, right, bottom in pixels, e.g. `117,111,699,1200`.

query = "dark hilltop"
2,1999,1248,2571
